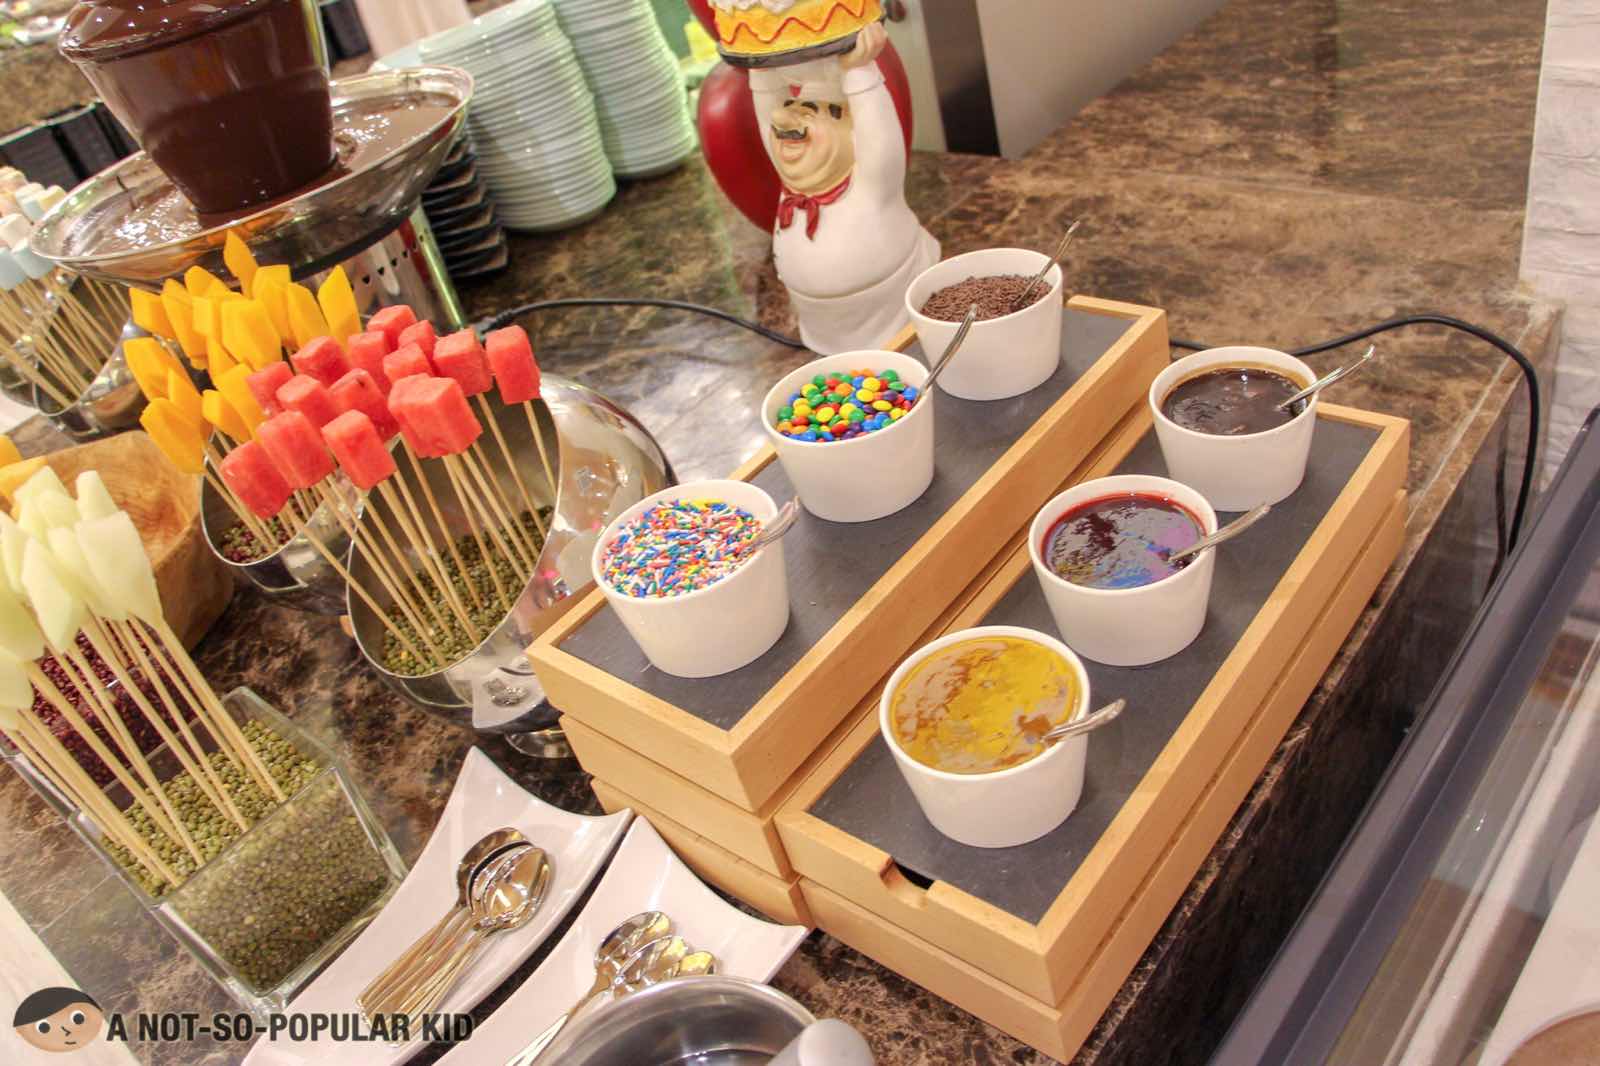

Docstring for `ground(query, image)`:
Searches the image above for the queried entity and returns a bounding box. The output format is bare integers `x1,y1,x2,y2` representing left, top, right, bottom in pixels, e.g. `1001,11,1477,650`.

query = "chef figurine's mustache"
773,126,808,141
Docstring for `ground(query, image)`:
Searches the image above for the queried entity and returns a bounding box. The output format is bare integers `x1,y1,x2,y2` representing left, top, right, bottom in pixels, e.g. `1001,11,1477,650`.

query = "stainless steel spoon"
1276,344,1377,411
1034,699,1128,745
395,845,553,1024
359,828,528,1014
1165,503,1272,564
612,935,691,994
506,911,673,1066
739,499,801,557
1012,218,1082,310
921,305,979,397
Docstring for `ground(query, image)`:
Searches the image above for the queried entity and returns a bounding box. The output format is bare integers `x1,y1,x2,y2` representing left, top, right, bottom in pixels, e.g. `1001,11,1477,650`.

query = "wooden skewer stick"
339,481,458,640
6,306,93,396
273,500,432,673
20,283,105,380
374,480,478,638
459,446,538,575
376,479,477,636
26,658,199,862
105,617,257,827
523,400,560,505
5,720,178,887
476,397,549,542
313,481,448,664
140,616,285,803
0,346,75,407
48,281,119,358
441,454,517,609
82,618,247,831
51,639,206,864
204,469,275,549
399,444,485,613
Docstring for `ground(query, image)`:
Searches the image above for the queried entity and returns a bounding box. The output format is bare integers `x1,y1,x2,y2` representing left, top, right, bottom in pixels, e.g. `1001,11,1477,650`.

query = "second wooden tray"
532,297,1169,811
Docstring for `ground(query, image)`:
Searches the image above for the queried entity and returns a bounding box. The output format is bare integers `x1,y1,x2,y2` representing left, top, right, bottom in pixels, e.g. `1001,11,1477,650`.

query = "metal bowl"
199,473,351,615
22,274,145,441
543,977,814,1065
346,375,671,728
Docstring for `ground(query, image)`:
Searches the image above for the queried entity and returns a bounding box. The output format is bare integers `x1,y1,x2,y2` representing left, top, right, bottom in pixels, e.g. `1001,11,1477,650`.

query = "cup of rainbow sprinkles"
591,479,791,678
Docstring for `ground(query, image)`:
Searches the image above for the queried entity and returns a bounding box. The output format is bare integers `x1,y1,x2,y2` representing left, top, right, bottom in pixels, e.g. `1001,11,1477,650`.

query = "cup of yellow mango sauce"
879,625,1091,848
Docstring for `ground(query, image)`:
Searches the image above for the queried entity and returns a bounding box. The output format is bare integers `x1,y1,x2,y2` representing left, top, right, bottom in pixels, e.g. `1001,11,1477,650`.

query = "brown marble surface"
0,0,1559,1063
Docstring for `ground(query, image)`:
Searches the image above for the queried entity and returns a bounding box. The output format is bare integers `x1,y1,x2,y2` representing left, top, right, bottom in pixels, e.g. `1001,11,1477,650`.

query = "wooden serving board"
799,487,1409,1062
558,399,1163,880
777,404,1410,1007
531,297,1169,812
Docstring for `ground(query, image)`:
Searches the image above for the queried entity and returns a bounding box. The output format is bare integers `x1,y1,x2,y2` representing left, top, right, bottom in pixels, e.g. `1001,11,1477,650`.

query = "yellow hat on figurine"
709,0,885,66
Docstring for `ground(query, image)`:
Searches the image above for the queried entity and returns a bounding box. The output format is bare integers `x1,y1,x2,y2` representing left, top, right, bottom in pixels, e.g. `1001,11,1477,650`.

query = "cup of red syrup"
1027,474,1218,666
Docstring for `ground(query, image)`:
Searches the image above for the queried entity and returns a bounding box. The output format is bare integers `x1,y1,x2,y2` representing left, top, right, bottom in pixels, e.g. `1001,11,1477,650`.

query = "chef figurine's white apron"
750,38,939,354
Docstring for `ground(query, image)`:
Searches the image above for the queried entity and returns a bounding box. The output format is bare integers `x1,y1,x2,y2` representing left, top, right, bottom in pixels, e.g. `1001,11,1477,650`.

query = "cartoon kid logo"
13,988,104,1054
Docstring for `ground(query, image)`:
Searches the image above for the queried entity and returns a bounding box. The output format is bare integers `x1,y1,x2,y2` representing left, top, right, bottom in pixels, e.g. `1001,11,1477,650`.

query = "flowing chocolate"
61,0,335,215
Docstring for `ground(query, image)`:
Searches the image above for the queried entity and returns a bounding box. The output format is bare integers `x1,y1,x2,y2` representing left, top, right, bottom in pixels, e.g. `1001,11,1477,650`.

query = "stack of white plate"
417,0,616,232
553,0,698,179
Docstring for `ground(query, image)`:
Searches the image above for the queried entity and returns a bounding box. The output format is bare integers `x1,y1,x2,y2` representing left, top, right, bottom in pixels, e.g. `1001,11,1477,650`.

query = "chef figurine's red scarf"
777,176,851,240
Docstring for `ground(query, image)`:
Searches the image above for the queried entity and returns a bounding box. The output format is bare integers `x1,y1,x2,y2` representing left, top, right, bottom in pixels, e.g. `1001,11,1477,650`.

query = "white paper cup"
592,480,789,677
880,626,1092,848
1028,475,1218,666
1149,346,1318,511
904,248,1064,401
761,350,933,523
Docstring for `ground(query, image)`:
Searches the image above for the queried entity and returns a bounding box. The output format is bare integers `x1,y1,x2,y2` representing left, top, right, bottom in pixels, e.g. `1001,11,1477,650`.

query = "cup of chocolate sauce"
60,0,335,216
1028,474,1218,666
1148,346,1319,512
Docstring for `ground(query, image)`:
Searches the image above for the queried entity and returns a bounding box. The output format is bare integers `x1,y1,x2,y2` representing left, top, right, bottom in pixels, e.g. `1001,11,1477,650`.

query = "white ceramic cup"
761,350,934,523
1149,346,1319,511
904,248,1064,401
880,625,1092,849
592,479,790,678
1028,474,1218,666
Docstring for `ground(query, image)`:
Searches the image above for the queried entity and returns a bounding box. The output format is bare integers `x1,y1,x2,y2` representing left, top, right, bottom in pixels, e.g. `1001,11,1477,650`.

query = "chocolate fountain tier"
30,67,473,287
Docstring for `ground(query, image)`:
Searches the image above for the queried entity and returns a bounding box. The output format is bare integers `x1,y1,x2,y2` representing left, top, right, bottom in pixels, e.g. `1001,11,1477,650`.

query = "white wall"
1521,0,1600,479
976,0,1228,157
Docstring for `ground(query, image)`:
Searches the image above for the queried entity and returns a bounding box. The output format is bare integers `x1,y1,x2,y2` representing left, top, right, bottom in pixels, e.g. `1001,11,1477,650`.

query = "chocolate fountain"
36,0,470,328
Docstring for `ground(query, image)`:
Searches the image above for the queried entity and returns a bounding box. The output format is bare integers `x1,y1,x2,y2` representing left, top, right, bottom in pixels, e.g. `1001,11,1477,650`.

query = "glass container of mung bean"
50,687,406,1018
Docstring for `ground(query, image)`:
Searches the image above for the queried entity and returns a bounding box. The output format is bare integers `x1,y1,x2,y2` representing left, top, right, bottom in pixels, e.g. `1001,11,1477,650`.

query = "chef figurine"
749,23,939,354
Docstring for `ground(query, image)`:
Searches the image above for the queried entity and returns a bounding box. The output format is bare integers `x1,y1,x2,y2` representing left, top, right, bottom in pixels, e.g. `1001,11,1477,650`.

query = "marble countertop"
0,0,1559,1063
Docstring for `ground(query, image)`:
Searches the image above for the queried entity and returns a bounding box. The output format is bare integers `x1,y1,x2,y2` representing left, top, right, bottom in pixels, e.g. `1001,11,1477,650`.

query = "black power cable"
482,298,1540,552
1173,314,1541,552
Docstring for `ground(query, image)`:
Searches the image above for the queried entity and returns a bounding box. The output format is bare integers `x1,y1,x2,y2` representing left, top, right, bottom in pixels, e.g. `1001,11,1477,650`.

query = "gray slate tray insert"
806,418,1381,925
560,308,1136,731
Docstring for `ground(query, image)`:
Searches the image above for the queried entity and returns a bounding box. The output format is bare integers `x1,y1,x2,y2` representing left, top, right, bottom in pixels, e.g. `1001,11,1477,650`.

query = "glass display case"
1211,409,1600,1066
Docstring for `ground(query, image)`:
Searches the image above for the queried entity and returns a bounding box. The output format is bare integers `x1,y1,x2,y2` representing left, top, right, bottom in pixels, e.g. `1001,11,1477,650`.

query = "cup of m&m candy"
591,479,790,677
762,350,933,523
1027,474,1218,666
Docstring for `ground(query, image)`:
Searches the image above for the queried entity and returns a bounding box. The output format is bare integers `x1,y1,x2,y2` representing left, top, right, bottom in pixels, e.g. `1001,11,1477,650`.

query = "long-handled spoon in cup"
1276,344,1378,412
1011,218,1083,311
738,499,802,557
1166,503,1273,565
921,305,980,396
1034,698,1128,745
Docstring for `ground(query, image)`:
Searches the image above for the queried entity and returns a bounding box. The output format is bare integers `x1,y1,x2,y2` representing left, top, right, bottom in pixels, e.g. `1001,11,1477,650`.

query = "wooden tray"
531,297,1169,811
557,400,1162,880
777,404,1410,1005
590,778,813,927
800,487,1408,1061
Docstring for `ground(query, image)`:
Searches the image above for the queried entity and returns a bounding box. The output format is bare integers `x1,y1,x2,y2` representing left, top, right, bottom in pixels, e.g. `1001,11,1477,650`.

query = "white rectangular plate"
244,748,631,1066
437,817,808,1064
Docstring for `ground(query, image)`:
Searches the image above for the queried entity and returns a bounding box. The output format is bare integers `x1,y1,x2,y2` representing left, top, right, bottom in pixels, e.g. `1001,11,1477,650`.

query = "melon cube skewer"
218,440,293,519
388,375,481,457
217,364,266,433
440,328,547,541
382,342,433,388
368,304,416,351
140,399,207,474
77,510,284,801
328,369,399,441
346,331,392,393
257,411,335,490
246,361,294,417
486,324,559,501
275,373,342,430
201,390,253,442
316,267,362,347
290,336,350,387
285,283,330,348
